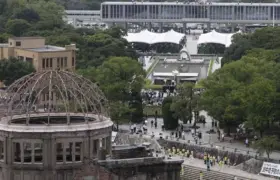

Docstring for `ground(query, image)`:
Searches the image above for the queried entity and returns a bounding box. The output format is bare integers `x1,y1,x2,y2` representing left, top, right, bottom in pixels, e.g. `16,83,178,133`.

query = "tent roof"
124,29,185,45
197,30,241,47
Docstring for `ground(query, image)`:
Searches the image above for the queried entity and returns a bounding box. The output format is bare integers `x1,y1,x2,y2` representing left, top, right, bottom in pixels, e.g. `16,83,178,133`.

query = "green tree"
200,58,256,135
170,82,198,124
222,33,252,65
5,19,30,36
0,57,35,86
162,96,178,130
13,8,40,23
244,77,277,137
223,27,280,65
253,136,279,159
198,43,226,54
95,56,145,123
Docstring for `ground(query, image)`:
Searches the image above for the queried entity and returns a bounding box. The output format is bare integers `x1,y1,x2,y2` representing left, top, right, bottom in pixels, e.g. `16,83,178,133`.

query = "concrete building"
0,70,113,180
0,37,77,72
101,2,280,31
149,48,219,84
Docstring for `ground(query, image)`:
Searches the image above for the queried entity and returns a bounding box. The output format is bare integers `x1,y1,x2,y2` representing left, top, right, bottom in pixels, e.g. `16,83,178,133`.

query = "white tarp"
153,72,198,77
260,162,280,177
197,30,241,47
124,29,185,45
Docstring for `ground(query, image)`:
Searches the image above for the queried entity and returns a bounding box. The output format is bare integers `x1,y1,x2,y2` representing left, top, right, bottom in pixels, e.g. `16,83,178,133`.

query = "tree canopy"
201,42,280,137
0,57,35,86
79,56,145,123
222,27,280,65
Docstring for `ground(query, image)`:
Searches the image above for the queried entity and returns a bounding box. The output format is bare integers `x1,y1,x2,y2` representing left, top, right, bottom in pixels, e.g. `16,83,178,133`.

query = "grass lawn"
143,105,162,117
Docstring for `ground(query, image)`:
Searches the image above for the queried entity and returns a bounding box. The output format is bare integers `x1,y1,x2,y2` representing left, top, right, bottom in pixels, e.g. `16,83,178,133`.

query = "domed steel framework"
4,70,108,124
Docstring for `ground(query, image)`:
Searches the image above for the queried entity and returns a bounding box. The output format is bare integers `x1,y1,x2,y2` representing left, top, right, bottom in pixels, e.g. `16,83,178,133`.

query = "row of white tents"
124,29,186,45
124,29,242,47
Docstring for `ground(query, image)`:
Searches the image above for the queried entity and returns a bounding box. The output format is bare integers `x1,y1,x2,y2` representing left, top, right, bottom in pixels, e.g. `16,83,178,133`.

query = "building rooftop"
9,36,44,40
101,1,280,6
0,44,8,48
25,45,66,52
153,58,210,80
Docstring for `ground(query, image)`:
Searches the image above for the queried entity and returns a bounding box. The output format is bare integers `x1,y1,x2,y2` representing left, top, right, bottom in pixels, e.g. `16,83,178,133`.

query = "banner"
260,162,280,177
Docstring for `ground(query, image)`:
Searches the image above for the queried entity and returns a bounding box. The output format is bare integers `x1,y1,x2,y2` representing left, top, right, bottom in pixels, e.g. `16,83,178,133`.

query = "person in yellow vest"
209,156,213,166
212,156,216,166
181,166,184,175
184,150,188,158
172,147,176,155
186,150,189,158
218,160,223,171
199,171,204,180
204,154,207,164
168,148,171,156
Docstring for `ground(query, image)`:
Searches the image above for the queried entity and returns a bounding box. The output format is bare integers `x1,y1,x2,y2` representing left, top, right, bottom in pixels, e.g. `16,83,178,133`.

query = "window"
72,57,75,66
23,142,32,163
50,58,53,68
16,41,21,46
42,58,45,69
75,142,82,161
13,142,21,162
92,139,98,157
34,143,43,163
60,57,64,67
106,136,111,154
102,138,106,149
46,58,49,68
18,56,24,61
64,57,67,68
0,141,4,160
26,57,33,64
57,58,60,68
66,142,73,162
56,143,63,163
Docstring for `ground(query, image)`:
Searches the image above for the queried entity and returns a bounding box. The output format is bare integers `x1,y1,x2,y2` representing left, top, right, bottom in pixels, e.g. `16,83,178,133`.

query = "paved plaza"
119,111,280,161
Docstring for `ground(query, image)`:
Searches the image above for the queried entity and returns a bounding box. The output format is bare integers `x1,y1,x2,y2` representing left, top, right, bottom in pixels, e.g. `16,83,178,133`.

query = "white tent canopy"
197,30,241,47
124,29,185,45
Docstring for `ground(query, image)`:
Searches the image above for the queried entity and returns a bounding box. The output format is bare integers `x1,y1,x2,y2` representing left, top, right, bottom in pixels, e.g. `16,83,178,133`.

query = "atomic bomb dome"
0,70,113,180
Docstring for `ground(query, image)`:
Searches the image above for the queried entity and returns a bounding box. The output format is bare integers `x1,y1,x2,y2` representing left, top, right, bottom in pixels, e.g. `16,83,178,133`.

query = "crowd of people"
141,90,166,106
167,147,231,172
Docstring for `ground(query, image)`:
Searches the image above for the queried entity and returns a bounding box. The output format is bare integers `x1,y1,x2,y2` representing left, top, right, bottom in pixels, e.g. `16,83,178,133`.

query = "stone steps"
181,165,253,180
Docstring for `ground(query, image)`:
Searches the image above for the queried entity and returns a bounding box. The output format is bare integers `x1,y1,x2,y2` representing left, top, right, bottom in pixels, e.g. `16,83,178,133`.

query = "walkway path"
180,157,274,180
119,111,280,160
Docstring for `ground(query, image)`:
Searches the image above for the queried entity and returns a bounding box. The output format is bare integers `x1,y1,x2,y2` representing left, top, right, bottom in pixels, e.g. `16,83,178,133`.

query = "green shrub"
130,100,144,123
162,97,178,130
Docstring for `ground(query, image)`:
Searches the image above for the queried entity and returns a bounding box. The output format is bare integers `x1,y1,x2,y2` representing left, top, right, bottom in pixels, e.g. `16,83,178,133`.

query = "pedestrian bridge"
101,2,280,24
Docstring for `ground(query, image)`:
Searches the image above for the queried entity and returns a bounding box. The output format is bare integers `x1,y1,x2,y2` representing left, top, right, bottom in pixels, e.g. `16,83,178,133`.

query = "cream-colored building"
0,37,77,71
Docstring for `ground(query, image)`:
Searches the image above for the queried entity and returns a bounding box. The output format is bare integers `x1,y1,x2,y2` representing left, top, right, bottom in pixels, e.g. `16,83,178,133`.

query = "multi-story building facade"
0,37,77,72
